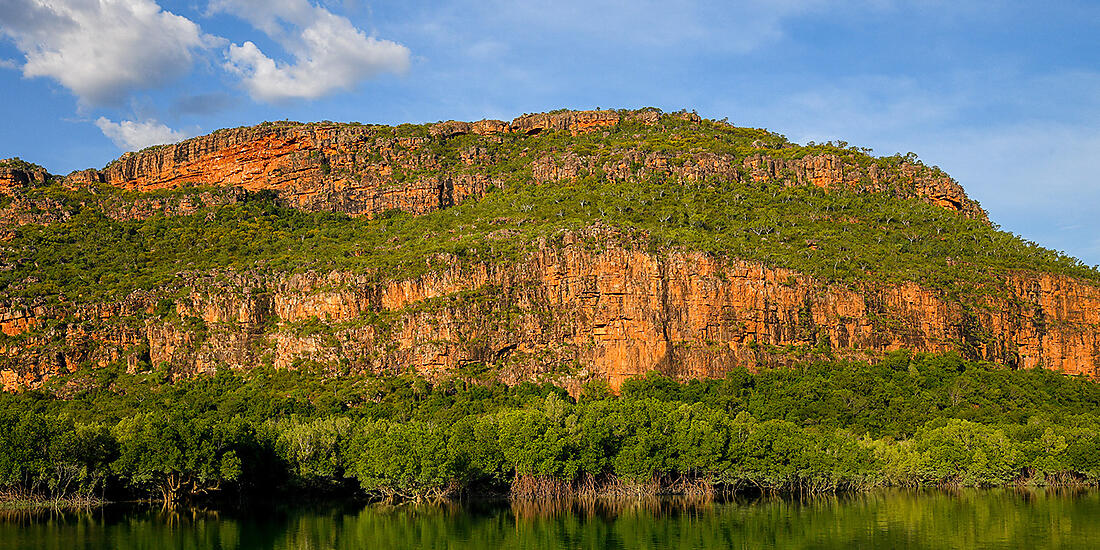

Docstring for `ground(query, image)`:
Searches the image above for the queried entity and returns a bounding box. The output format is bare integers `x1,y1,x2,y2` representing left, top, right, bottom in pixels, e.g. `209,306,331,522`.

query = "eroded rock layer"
2,229,1097,391
49,110,985,221
1,110,1095,391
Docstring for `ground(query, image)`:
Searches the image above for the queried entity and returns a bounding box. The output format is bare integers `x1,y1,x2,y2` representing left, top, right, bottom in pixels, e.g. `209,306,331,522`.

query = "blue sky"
1,1,1098,265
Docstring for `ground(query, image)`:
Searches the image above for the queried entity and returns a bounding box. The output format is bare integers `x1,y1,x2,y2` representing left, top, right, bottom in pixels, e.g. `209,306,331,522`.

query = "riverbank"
0,491,105,511
4,354,1100,506
5,472,1099,512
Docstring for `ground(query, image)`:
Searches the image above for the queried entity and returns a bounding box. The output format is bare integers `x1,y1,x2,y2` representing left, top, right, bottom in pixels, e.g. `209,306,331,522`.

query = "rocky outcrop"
59,122,495,218
0,180,247,227
27,110,985,223
0,159,49,195
429,111,624,139
509,110,621,135
1,110,1086,393
0,305,41,337
741,154,982,219
99,187,246,221
0,160,65,228
429,119,509,137
3,229,1097,391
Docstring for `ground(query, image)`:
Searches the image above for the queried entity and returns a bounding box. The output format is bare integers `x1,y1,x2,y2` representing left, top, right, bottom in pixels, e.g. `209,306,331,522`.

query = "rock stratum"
1,109,1097,391
26,109,983,222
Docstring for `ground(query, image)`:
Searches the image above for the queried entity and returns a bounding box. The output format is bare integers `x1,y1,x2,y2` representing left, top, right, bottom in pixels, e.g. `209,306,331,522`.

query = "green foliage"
497,395,583,480
269,416,352,489
111,411,250,504
346,419,456,499
4,110,1099,308
3,354,1100,504
3,173,1096,309
912,419,1020,485
0,410,116,502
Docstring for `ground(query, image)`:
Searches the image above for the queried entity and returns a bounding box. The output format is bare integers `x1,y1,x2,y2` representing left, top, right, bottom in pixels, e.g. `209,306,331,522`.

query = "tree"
271,416,353,489
914,419,1021,486
346,419,456,500
112,412,245,505
0,411,116,502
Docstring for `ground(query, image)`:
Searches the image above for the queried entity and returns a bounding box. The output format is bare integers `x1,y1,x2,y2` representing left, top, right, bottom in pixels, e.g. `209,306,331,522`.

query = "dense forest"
3,352,1100,507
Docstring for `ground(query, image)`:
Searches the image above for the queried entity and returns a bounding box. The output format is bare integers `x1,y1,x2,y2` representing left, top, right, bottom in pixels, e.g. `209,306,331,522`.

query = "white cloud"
95,117,192,151
211,0,410,102
0,58,16,69
0,0,217,106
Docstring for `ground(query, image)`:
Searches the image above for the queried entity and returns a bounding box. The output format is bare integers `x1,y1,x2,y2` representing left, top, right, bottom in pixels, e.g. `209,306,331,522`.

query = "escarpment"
1,109,1096,391
40,109,984,222
1,160,49,192
2,229,1098,392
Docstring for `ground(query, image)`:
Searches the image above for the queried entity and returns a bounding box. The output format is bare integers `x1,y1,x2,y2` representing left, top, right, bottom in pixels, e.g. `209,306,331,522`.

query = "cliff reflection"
2,489,1098,550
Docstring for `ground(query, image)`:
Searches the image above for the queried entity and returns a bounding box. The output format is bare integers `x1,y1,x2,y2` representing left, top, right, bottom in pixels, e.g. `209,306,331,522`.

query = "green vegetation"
4,111,1100,508
4,490,1100,549
3,353,1100,505
2,173,1097,306
0,157,46,173
4,108,1098,309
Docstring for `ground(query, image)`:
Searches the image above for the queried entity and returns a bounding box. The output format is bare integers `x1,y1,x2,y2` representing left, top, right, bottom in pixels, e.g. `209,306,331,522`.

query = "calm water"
3,489,1099,549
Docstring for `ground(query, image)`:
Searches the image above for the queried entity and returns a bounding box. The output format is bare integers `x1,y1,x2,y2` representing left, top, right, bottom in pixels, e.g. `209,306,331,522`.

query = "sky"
0,0,1098,265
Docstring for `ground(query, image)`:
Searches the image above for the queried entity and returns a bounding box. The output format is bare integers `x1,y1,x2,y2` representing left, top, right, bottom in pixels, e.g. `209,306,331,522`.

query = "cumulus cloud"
95,117,192,151
211,0,410,101
0,0,217,106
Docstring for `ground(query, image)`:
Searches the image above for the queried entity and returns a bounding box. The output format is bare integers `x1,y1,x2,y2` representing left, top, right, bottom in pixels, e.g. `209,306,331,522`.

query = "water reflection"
2,489,1099,549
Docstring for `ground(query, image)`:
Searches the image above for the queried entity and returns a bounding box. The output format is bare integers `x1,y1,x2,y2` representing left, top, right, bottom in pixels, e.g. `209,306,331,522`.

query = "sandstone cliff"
0,159,49,193
1,110,1095,392
2,228,1097,392
45,109,984,222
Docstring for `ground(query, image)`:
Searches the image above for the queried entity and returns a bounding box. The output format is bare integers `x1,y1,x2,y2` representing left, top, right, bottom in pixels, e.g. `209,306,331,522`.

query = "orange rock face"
62,122,492,218
0,306,39,336
0,111,1091,391
509,110,621,136
2,230,1097,391
0,162,48,195
30,110,986,224
430,119,509,137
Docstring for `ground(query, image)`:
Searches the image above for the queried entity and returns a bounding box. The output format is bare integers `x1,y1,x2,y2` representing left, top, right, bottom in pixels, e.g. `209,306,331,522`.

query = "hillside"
1,108,1099,392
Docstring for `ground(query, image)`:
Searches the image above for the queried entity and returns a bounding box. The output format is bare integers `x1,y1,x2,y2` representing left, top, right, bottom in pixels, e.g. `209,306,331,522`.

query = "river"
2,489,1098,549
